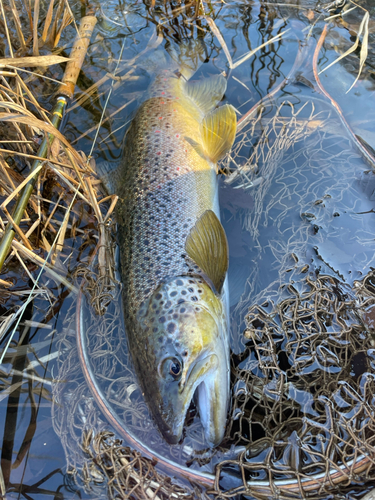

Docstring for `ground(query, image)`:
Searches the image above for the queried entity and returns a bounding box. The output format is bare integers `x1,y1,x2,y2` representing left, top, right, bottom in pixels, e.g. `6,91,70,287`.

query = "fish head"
136,276,230,447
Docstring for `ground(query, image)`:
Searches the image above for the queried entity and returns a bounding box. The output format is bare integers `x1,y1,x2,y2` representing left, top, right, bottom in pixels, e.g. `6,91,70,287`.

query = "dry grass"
0,0,116,288
0,1,117,495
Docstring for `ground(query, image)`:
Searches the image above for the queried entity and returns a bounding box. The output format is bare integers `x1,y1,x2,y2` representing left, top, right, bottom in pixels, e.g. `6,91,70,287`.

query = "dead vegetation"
0,0,117,496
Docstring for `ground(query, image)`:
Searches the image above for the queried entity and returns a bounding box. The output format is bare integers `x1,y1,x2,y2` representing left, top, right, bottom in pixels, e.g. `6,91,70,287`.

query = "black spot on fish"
167,323,176,334
176,279,183,286
180,307,186,313
191,296,198,302
159,316,166,323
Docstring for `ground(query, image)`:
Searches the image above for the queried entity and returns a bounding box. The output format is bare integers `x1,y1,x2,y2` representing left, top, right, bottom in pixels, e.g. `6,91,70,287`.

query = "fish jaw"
196,332,230,447
134,276,230,447
152,350,221,445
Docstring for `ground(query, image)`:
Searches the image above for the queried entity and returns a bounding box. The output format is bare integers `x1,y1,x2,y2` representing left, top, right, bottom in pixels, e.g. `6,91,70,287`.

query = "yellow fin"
185,210,229,294
200,104,237,164
183,74,227,115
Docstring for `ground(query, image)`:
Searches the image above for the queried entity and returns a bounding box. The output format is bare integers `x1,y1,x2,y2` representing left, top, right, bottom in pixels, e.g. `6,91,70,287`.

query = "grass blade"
0,55,71,67
346,11,369,93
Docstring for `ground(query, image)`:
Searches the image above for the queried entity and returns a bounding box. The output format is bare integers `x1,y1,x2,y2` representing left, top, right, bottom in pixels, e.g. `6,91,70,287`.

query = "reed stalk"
0,12,97,271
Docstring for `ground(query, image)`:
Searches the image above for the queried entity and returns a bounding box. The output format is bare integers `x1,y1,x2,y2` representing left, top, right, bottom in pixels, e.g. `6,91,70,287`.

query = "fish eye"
169,358,181,377
159,356,183,381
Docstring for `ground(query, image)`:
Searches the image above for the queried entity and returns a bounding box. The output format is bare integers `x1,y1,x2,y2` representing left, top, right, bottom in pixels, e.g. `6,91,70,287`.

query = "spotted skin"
116,67,230,446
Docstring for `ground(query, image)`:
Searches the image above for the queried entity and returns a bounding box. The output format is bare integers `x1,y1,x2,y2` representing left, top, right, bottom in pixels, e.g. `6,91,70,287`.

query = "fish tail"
165,38,206,80
142,38,206,80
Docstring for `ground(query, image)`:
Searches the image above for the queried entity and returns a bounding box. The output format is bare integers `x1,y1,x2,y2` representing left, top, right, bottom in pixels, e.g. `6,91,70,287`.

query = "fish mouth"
180,351,218,393
159,353,219,446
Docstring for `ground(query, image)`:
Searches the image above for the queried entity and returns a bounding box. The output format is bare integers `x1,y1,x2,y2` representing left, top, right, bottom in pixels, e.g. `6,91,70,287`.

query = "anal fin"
201,104,237,164
185,210,229,294
95,160,122,195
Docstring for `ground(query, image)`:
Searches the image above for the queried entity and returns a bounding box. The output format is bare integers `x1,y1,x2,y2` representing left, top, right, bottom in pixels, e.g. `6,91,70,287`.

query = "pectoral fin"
201,104,237,164
185,210,229,294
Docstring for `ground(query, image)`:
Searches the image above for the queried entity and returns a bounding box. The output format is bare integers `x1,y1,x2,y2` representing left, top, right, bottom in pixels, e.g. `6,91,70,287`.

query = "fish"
106,45,236,447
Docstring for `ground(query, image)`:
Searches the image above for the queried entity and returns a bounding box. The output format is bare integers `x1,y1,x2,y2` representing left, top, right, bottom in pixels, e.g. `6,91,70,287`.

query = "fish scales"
115,63,236,446
117,72,217,316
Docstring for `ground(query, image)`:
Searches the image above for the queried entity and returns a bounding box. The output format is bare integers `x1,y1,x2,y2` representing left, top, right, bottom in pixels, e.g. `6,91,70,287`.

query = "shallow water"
2,0,375,498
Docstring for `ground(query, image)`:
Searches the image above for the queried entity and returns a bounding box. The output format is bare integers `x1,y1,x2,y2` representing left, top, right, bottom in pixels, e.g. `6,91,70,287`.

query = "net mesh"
52,88,375,499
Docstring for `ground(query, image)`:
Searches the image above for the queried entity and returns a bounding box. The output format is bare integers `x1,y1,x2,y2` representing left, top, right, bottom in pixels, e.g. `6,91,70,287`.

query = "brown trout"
109,50,236,447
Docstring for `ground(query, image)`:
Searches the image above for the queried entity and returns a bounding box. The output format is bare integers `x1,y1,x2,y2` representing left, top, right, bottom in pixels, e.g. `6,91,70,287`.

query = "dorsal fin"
185,210,229,294
200,104,237,164
183,74,227,115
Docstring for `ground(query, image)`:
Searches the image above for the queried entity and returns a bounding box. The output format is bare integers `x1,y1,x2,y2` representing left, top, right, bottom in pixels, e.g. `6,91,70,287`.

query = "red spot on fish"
164,78,167,81
157,185,161,189
176,97,179,99
157,152,161,155
159,117,163,119
161,92,165,95
185,149,188,152
173,109,176,112
161,101,165,104
177,167,180,171
176,134,179,138
155,130,160,133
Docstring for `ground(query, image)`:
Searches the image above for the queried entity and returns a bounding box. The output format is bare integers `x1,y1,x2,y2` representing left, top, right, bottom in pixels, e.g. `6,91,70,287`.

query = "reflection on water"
2,0,375,498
